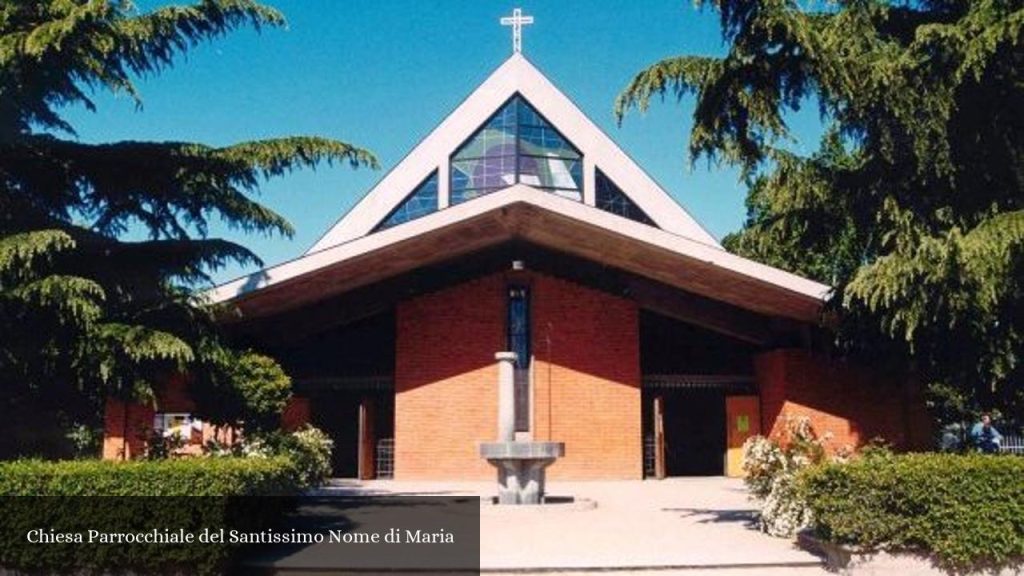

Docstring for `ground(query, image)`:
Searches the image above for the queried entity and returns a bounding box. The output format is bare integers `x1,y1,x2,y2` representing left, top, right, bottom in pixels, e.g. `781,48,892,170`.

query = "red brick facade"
101,375,194,460
394,274,505,479
530,274,642,479
754,349,932,452
394,271,642,480
102,275,929,475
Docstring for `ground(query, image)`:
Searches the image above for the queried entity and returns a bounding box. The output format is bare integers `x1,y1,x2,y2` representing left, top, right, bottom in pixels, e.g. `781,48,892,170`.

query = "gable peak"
306,52,720,253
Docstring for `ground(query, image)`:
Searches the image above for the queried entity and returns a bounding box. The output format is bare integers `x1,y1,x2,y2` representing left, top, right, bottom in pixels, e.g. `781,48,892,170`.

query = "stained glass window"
451,95,583,204
373,171,439,231
507,286,531,432
595,169,656,226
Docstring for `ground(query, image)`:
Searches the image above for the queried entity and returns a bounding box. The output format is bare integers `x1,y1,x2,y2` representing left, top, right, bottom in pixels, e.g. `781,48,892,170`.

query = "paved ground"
319,477,827,573
487,571,827,576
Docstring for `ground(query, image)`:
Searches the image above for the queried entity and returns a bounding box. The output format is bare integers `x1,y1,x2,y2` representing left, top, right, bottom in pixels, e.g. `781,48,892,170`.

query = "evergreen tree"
618,1,1024,427
0,0,376,457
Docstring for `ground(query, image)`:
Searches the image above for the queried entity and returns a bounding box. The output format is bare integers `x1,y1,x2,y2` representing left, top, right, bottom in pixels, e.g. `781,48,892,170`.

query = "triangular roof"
208,54,831,325
307,53,720,252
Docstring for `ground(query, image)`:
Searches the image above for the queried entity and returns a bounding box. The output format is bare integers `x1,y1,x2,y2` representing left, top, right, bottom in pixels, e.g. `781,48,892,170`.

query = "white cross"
500,8,534,54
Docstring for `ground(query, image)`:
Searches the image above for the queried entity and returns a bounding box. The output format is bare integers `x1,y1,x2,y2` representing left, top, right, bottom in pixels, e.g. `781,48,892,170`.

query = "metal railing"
375,438,395,479
1002,435,1024,455
643,434,657,478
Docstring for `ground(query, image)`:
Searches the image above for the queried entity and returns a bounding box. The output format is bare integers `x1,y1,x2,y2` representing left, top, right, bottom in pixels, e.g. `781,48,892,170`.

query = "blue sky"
61,0,824,284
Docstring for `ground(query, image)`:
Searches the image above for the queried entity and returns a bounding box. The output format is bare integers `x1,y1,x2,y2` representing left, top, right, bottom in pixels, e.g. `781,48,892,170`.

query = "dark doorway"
638,310,759,478
262,311,397,479
308,390,395,478
309,391,361,478
652,388,726,476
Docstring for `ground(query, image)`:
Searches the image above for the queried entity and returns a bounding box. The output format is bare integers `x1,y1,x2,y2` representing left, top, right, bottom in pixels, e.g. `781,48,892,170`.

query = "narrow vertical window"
507,286,531,432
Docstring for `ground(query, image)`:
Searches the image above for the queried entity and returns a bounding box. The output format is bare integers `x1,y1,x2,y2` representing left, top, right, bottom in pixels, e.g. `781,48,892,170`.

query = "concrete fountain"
479,352,564,505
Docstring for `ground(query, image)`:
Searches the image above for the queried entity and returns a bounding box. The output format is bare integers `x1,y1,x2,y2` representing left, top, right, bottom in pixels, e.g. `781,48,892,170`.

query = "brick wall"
101,398,155,460
394,271,642,480
99,286,931,471
531,274,642,479
101,374,194,460
281,396,311,431
394,274,505,479
755,348,931,452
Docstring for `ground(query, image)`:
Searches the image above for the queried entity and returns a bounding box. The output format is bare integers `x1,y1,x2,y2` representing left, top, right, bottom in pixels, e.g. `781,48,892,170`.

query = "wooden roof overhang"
209,186,829,341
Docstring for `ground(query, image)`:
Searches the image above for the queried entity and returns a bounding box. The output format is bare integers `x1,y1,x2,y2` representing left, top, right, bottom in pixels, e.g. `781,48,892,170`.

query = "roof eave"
207,185,829,323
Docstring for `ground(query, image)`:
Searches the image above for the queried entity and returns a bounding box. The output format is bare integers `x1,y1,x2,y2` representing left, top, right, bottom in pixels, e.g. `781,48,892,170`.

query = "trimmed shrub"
0,456,300,496
0,457,302,574
800,453,1024,569
230,352,293,433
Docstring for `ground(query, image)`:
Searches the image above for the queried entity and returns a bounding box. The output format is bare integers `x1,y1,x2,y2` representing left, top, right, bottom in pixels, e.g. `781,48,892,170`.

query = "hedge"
0,457,302,574
0,456,301,496
800,453,1024,570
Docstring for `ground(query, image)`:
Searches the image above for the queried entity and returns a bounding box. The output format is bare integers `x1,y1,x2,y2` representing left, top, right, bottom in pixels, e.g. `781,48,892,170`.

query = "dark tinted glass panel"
374,171,439,231
595,168,656,226
507,286,530,433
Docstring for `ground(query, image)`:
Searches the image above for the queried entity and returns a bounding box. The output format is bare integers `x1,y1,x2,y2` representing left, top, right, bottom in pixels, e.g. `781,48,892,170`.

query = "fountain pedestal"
479,352,565,505
480,440,564,504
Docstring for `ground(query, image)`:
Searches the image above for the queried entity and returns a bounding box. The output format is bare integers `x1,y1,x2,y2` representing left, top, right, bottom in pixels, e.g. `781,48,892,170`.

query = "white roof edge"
304,56,524,254
306,53,722,254
209,185,829,308
510,54,721,246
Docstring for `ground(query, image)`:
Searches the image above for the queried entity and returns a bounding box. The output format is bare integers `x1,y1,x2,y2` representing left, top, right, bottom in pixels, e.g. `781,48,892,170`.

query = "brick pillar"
102,398,155,460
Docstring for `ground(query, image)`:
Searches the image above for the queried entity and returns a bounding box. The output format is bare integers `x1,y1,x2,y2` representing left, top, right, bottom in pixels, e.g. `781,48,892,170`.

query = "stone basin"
480,441,565,505
479,441,565,459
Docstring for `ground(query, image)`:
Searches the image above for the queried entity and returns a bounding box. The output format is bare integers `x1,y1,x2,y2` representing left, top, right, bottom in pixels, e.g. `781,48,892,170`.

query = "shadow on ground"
661,507,759,528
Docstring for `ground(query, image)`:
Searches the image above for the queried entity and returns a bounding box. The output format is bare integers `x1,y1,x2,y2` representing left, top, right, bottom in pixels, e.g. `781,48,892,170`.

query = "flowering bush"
287,425,334,486
237,425,334,487
742,435,785,500
741,416,835,537
758,472,811,537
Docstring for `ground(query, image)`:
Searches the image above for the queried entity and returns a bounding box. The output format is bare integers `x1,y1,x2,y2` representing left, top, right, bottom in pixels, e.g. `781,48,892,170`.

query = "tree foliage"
191,350,293,434
618,0,1024,424
0,0,376,457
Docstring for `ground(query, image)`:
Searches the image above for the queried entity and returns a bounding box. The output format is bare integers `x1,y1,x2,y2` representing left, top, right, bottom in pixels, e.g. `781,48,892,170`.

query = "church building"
102,39,930,479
